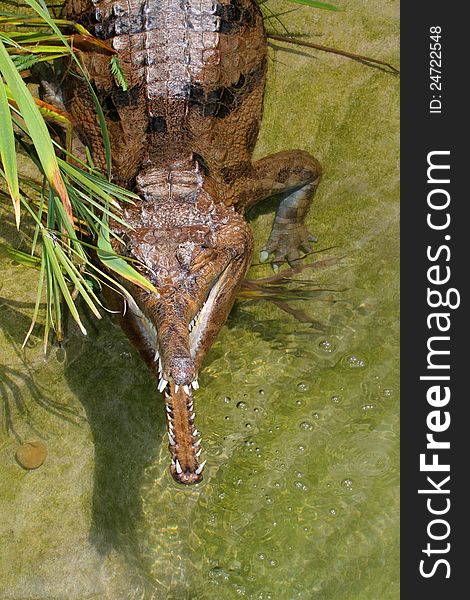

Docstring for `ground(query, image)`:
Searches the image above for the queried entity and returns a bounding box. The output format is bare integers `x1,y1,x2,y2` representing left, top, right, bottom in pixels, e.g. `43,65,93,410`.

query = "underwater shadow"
62,310,165,561
0,297,83,441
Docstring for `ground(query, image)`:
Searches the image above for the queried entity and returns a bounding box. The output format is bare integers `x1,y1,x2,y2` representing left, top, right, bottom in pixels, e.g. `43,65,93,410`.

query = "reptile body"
61,0,322,483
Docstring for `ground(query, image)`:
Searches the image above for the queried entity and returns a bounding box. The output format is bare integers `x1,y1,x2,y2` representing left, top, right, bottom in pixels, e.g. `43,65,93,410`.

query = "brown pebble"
15,441,47,470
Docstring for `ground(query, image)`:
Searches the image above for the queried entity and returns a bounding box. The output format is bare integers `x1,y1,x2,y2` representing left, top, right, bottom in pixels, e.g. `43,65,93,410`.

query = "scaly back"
62,0,267,193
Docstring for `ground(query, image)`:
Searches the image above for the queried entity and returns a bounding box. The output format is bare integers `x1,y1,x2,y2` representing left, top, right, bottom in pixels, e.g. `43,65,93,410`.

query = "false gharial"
59,0,322,484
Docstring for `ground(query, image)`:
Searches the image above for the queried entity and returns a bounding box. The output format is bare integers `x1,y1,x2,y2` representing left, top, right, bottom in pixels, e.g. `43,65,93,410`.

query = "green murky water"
0,1,399,598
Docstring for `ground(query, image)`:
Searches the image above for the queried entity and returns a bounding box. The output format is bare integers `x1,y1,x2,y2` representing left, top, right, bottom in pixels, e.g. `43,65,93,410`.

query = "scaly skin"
61,0,322,484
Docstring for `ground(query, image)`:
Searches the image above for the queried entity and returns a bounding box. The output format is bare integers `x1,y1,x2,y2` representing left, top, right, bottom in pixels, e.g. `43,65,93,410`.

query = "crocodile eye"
176,242,195,268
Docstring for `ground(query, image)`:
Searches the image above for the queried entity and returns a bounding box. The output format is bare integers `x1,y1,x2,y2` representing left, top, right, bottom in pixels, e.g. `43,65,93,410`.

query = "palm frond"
0,3,156,347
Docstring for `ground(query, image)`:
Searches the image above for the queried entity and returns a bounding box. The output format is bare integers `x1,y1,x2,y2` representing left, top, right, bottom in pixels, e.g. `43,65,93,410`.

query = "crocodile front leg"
239,150,322,265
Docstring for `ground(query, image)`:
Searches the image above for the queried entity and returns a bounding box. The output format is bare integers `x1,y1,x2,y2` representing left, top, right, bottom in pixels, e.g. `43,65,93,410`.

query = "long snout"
152,297,197,386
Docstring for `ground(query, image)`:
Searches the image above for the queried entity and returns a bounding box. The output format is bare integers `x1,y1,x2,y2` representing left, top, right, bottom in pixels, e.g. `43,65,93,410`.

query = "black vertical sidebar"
401,2,467,598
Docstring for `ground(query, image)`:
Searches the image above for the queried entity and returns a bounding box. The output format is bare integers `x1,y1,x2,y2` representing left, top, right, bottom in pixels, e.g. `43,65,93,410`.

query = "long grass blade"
0,38,73,225
0,82,20,226
42,228,87,335
0,241,40,268
24,0,113,178
287,0,342,10
22,251,46,349
97,218,159,295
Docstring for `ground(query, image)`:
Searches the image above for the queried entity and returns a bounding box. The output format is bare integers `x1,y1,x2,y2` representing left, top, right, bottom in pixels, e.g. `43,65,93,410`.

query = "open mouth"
123,265,232,484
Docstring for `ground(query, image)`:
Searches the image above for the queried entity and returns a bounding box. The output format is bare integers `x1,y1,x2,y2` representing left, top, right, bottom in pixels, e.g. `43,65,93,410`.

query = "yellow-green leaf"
97,221,159,295
0,80,20,226
0,38,73,225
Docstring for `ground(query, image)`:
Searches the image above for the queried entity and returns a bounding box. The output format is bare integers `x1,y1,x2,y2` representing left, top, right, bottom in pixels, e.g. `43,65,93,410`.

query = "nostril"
170,356,196,385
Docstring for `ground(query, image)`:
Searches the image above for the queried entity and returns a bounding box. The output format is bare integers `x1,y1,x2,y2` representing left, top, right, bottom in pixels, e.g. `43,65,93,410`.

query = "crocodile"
60,0,322,484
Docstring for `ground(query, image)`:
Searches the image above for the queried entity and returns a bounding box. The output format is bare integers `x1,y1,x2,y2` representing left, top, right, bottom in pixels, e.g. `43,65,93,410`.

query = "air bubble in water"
362,404,375,411
224,396,231,403
346,355,366,368
341,478,354,491
329,508,337,516
331,395,342,404
237,401,247,409
297,382,308,392
319,339,335,353
300,421,313,431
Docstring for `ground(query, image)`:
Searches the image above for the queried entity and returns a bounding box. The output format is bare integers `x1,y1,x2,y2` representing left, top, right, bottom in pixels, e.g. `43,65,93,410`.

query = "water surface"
0,1,399,598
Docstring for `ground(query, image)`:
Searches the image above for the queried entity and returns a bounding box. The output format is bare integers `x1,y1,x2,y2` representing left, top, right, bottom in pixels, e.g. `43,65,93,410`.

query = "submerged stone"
15,441,47,470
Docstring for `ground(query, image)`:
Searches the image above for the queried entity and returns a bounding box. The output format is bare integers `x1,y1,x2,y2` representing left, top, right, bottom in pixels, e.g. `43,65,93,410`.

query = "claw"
259,250,269,263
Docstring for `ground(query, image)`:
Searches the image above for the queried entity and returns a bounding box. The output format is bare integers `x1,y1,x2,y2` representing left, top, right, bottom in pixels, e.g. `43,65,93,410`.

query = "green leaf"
24,0,113,179
0,241,40,267
52,242,102,320
110,56,128,91
0,38,71,222
287,0,342,10
11,53,40,72
0,81,20,226
97,218,159,295
42,229,87,335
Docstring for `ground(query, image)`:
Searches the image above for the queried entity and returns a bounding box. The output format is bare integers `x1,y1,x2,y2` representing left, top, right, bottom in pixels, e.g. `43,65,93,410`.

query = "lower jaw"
164,383,205,484
170,465,203,485
124,297,206,482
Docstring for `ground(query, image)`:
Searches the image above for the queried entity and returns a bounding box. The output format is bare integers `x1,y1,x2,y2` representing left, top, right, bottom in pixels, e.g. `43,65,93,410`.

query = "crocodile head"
117,174,253,484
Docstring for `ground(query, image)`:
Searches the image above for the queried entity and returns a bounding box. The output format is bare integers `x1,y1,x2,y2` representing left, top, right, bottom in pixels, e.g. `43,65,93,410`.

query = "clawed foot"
260,225,317,268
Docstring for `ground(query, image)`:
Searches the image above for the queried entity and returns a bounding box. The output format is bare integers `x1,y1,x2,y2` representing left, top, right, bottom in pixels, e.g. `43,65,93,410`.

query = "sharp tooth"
196,448,202,457
183,385,190,395
165,405,172,413
194,438,201,447
193,429,199,436
190,412,196,420
195,460,206,475
154,350,159,361
191,380,199,390
164,392,170,400
168,432,175,445
175,459,183,474
175,384,179,393
187,402,193,410
169,422,174,432
158,378,168,392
